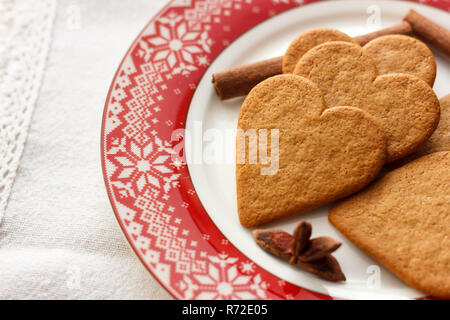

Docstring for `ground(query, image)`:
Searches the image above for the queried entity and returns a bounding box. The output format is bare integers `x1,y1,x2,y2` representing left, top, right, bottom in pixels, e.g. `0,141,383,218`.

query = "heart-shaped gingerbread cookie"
283,30,436,86
362,34,436,87
401,94,450,163
293,40,440,162
282,28,357,74
329,151,450,299
237,74,387,228
392,94,450,167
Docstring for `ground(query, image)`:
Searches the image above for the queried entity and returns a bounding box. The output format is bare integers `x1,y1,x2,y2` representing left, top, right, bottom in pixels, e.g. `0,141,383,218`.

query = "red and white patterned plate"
102,0,450,300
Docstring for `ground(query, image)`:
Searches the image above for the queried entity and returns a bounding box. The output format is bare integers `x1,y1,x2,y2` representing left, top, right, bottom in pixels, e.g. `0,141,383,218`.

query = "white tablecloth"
0,0,173,299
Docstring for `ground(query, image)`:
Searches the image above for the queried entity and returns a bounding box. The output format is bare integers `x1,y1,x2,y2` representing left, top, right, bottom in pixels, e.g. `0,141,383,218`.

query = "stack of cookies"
235,29,449,298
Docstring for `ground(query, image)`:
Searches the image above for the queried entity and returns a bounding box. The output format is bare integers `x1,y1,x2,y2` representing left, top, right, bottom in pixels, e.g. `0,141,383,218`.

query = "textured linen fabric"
0,0,173,299
0,0,57,221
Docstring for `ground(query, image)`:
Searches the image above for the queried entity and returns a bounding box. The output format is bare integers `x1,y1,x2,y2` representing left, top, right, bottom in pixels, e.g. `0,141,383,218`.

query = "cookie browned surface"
294,41,440,163
362,35,436,86
282,29,356,74
329,151,450,299
399,94,450,164
285,30,436,85
237,74,387,228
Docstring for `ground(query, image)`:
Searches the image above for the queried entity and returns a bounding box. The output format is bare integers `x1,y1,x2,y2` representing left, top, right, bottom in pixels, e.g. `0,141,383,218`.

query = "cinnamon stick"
212,56,283,100
404,9,450,58
353,20,412,46
212,22,412,100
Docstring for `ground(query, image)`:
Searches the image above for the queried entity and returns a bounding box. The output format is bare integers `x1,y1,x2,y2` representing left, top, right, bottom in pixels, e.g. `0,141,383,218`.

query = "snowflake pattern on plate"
178,254,268,299
102,0,447,299
138,11,213,76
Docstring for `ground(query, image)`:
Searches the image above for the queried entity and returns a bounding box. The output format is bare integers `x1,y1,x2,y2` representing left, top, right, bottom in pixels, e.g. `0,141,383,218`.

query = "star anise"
252,220,345,282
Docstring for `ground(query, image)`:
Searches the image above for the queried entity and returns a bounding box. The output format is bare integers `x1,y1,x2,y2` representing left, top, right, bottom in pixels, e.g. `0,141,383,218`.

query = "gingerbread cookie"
362,35,436,86
237,74,387,228
282,29,357,74
284,30,436,85
293,41,440,162
398,94,450,164
329,151,450,299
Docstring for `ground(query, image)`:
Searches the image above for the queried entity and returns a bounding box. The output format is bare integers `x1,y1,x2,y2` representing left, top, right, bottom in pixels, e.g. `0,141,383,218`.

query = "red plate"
102,0,449,299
